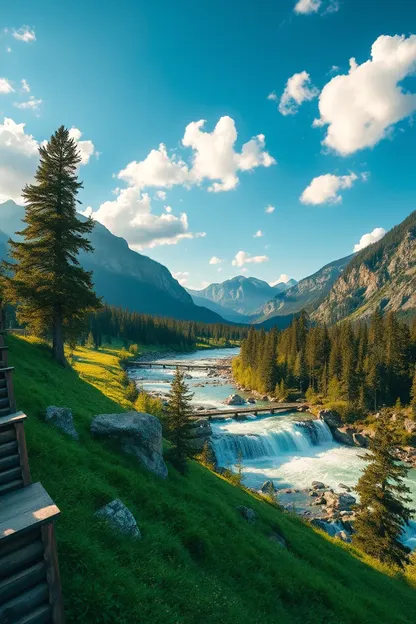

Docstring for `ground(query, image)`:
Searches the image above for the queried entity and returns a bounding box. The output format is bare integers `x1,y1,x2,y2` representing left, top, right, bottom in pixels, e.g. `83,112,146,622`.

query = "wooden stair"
0,329,65,623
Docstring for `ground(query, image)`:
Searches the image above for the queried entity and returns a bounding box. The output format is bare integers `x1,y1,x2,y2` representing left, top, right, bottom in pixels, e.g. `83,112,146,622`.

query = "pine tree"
86,331,95,349
4,126,101,366
234,449,244,486
411,366,416,418
166,368,194,474
353,411,414,568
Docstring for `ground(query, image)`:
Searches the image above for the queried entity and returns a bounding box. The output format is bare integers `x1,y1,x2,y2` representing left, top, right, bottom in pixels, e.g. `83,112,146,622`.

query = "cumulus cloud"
12,27,36,43
270,274,291,286
0,117,39,203
0,78,14,94
118,116,275,193
294,0,321,13
14,97,42,113
21,79,30,93
300,172,365,205
265,205,275,213
164,205,172,213
353,227,386,252
314,34,416,155
209,256,223,265
155,190,167,200
68,127,98,165
90,186,205,250
232,251,269,267
254,230,263,237
172,271,189,286
273,71,319,116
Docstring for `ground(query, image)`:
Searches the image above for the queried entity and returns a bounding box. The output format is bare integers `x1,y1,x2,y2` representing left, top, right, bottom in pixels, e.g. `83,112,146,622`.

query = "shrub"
125,380,139,403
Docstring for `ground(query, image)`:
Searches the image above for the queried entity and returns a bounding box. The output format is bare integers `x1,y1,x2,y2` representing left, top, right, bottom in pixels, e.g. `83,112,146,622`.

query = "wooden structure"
0,324,65,623
127,360,231,371
192,403,301,420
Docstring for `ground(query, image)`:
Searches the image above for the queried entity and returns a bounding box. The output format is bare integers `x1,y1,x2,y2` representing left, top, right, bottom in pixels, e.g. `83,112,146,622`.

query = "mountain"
187,276,295,316
0,200,226,323
312,210,416,324
188,293,251,323
257,254,353,324
272,278,297,293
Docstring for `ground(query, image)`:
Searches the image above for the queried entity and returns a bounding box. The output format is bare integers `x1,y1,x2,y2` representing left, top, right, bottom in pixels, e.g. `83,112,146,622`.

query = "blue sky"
1,0,416,289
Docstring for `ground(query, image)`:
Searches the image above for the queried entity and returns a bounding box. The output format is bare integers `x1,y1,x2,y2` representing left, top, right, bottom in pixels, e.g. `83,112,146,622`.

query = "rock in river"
224,394,245,406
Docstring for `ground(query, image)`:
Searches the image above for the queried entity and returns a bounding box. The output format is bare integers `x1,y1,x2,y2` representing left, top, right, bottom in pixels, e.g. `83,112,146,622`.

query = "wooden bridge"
127,360,232,371
192,403,303,420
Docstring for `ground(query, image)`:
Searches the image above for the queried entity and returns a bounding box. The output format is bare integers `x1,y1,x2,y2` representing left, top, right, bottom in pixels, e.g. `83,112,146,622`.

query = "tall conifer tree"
166,368,194,473
4,126,100,365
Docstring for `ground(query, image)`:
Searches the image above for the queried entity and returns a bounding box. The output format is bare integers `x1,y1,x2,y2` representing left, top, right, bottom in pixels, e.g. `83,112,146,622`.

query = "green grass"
8,335,416,624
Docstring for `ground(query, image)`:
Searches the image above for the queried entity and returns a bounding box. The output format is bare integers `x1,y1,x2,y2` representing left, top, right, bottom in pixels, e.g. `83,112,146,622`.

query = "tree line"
233,310,416,415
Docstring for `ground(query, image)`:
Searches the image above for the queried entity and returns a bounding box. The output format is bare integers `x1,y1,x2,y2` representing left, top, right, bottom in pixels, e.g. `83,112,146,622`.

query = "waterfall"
212,419,333,467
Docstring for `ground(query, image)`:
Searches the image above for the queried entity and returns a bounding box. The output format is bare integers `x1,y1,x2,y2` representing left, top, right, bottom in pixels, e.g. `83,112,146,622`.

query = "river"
129,346,416,550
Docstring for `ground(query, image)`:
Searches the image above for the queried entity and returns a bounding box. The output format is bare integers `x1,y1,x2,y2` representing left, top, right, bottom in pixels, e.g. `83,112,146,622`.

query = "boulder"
236,505,257,524
311,481,325,490
335,530,352,543
318,409,341,428
91,411,168,479
247,398,256,404
332,427,355,446
269,532,287,548
310,518,330,532
353,432,370,448
95,499,141,538
45,406,78,440
261,480,275,493
338,493,356,510
404,419,416,434
338,483,351,492
224,394,245,406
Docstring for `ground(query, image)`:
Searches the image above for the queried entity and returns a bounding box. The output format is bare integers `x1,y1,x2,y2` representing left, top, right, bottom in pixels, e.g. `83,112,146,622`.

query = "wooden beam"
15,421,31,486
41,523,65,623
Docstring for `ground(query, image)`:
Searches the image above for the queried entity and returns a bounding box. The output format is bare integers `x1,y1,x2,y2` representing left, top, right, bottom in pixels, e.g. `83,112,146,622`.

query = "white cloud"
118,116,275,194
353,227,386,252
314,34,416,156
209,256,223,265
155,190,167,200
232,250,269,267
300,172,365,205
164,205,172,213
182,116,275,192
265,205,275,213
21,79,30,93
172,271,189,286
12,27,36,43
6,47,12,53
90,186,205,249
254,230,263,237
270,274,291,286
275,71,319,116
68,127,97,165
14,97,42,113
294,0,321,14
0,78,14,94
0,117,39,203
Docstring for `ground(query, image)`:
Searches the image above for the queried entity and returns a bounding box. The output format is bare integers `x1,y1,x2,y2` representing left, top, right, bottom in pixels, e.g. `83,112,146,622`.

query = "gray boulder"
95,499,141,538
91,411,168,479
311,481,325,490
224,394,245,406
269,532,287,548
332,427,355,446
335,530,352,543
45,406,78,440
353,432,370,448
236,505,257,524
318,409,341,428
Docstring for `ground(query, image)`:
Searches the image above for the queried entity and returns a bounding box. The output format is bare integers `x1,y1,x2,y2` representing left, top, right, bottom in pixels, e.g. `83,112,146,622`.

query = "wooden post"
14,422,31,486
41,523,65,624
4,369,16,413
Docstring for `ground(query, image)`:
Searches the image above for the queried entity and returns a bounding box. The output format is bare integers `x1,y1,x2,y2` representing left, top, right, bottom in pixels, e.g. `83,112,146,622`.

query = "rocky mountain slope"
257,255,353,323
189,293,251,323
0,200,225,323
188,276,295,316
313,210,416,324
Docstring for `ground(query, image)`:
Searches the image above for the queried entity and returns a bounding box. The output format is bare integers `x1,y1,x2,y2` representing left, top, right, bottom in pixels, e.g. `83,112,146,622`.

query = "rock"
353,433,370,448
332,427,355,446
224,394,245,406
284,488,294,494
247,398,256,404
338,493,356,510
90,411,168,479
404,419,416,434
260,395,269,402
318,409,341,428
335,530,352,543
338,483,351,492
261,480,275,493
269,532,287,548
311,481,325,490
323,491,339,507
95,499,141,538
310,518,329,532
45,406,79,440
236,505,257,524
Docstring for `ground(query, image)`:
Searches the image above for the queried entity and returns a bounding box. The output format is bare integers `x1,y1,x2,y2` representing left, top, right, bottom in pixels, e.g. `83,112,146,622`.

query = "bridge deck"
128,360,231,370
192,403,303,419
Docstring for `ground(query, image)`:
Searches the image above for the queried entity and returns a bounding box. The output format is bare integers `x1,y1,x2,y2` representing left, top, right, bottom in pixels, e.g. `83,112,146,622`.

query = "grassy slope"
8,335,416,624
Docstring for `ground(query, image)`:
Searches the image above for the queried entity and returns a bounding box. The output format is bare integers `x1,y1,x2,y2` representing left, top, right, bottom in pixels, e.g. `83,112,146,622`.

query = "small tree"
353,411,414,568
233,449,244,486
198,441,215,470
125,380,139,403
4,126,101,365
86,331,95,349
166,368,194,474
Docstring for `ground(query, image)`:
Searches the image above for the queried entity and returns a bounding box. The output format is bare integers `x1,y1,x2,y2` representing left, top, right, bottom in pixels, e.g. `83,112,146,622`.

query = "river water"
129,346,416,549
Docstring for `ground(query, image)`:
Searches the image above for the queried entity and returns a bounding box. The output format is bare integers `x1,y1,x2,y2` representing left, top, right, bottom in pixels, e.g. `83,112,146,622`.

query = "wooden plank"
0,452,21,472
0,426,16,444
0,560,46,603
0,483,60,541
41,524,65,623
0,366,14,373
0,410,27,427
0,440,18,457
15,421,31,486
0,581,49,620
5,368,16,413
15,603,52,624
0,528,41,557
0,478,23,495
0,466,22,485
0,541,44,580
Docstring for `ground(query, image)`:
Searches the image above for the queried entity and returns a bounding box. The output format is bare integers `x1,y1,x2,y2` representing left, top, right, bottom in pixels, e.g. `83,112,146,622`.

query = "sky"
1,0,416,290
